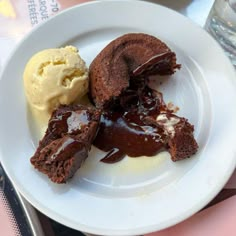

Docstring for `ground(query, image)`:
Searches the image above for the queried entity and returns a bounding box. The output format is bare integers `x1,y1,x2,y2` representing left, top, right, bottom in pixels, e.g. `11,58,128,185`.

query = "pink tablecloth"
1,1,236,236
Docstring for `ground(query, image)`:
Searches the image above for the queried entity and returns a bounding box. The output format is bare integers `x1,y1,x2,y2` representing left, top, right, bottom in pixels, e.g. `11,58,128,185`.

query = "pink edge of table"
1,1,236,236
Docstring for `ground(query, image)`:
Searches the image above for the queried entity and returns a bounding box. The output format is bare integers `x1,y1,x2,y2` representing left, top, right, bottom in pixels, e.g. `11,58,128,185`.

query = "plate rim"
0,0,236,235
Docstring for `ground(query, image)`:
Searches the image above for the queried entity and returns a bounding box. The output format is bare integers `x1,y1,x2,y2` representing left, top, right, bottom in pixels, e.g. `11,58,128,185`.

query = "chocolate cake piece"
155,113,198,161
30,104,101,183
167,118,199,161
89,33,180,108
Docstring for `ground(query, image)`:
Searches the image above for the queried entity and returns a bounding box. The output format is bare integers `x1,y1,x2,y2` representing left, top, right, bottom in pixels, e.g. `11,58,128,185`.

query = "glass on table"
205,0,236,67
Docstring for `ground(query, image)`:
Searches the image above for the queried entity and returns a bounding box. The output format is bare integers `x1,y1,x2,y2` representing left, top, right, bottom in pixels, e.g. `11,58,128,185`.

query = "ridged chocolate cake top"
89,33,180,108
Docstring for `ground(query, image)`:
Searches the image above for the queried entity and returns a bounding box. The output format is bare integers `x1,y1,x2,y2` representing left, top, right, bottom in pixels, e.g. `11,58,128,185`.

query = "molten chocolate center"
93,78,171,163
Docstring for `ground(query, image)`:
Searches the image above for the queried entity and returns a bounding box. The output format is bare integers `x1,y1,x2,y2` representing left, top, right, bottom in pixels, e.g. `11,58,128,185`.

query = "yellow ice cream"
23,46,88,131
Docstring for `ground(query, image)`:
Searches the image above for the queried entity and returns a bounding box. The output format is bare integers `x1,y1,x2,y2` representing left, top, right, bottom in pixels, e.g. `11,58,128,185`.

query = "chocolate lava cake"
89,33,181,108
30,104,101,183
93,77,198,164
89,33,198,163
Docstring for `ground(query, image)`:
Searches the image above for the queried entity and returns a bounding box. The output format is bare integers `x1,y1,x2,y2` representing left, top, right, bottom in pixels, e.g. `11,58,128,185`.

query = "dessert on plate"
24,33,198,183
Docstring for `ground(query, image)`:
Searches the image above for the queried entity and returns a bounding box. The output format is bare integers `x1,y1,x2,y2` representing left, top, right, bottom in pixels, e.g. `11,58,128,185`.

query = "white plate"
0,1,236,235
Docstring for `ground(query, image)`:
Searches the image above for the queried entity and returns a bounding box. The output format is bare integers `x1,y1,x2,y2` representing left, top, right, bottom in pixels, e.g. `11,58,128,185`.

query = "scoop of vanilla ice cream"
23,46,88,126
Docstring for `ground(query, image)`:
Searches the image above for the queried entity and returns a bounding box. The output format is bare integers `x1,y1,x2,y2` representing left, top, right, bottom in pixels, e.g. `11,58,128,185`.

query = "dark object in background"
0,163,35,236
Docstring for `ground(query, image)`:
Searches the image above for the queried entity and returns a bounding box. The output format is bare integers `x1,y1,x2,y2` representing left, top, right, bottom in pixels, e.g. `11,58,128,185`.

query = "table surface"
2,1,234,236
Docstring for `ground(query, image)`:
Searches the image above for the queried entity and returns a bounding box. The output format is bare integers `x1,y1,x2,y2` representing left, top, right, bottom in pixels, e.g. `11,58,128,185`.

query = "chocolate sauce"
132,52,180,77
40,108,92,162
48,110,91,136
41,136,87,163
94,81,169,163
